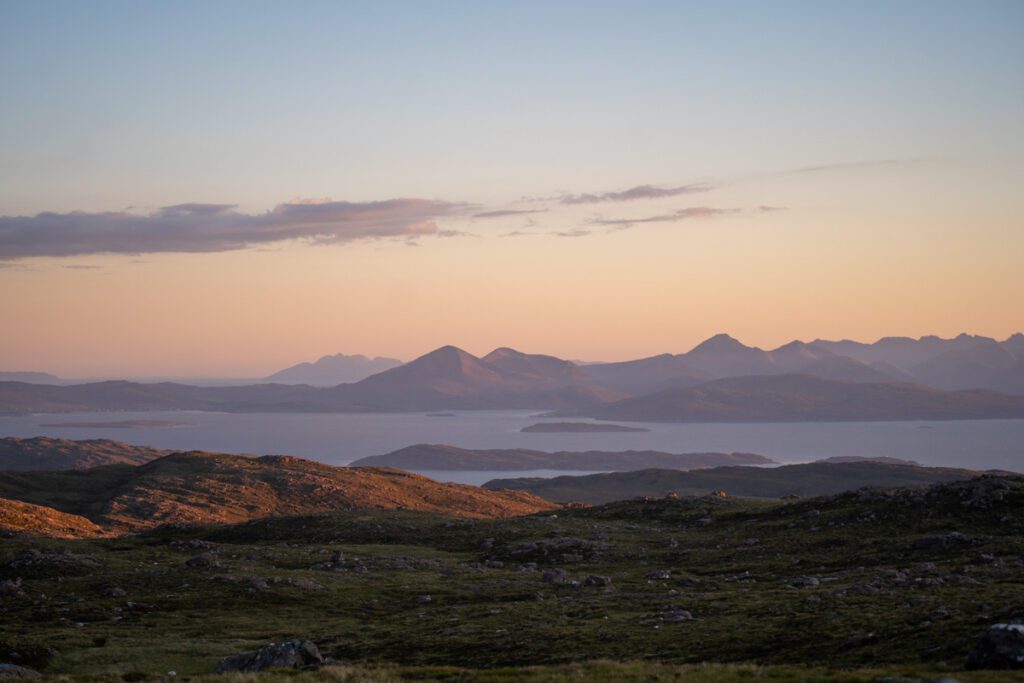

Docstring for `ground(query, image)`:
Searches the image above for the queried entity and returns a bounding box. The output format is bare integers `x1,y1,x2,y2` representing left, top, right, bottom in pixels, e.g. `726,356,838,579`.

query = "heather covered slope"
350,444,773,471
0,476,1021,677
0,451,556,535
0,497,107,539
0,436,168,470
484,460,1008,504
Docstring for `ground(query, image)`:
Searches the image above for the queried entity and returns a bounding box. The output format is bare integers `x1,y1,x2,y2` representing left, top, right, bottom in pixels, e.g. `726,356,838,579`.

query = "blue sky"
3,1,1022,213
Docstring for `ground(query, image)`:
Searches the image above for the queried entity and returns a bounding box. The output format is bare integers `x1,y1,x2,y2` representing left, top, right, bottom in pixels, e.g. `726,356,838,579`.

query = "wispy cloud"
499,230,540,238
62,264,102,270
0,198,465,261
560,183,712,205
472,208,548,219
554,229,592,238
592,207,734,227
787,159,907,174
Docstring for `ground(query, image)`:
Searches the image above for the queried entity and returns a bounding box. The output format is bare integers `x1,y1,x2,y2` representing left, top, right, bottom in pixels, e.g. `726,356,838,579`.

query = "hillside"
0,451,556,536
0,497,108,539
0,436,168,470
350,444,773,471
0,475,1021,678
564,373,1024,423
483,460,1005,504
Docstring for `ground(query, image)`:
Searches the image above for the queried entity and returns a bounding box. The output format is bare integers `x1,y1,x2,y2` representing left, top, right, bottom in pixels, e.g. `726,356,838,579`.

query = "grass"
2,477,1023,680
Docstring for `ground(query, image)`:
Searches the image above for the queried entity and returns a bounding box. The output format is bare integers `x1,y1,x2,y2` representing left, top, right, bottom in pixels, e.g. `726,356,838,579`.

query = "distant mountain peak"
688,333,752,354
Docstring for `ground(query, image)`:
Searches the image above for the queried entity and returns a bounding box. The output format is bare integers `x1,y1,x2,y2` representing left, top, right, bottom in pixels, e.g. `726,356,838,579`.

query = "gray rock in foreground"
213,639,324,673
966,623,1024,670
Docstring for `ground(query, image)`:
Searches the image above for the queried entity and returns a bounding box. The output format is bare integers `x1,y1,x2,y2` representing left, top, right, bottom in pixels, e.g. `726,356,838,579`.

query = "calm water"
2,410,1023,483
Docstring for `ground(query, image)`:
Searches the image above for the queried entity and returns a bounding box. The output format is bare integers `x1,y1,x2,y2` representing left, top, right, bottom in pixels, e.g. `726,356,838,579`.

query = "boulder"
0,664,41,680
213,639,324,673
966,623,1024,670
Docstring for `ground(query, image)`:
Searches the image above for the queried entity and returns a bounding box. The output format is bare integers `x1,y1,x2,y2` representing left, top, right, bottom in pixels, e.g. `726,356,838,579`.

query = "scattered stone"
646,570,671,580
662,608,693,622
103,587,126,598
0,579,26,599
0,664,41,680
185,552,220,569
583,575,612,587
966,623,1024,670
212,639,324,673
416,594,432,604
541,569,569,584
789,576,820,588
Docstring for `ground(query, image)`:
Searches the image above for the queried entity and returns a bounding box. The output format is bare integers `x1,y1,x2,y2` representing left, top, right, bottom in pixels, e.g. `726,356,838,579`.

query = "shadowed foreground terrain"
484,460,1012,504
0,476,1022,680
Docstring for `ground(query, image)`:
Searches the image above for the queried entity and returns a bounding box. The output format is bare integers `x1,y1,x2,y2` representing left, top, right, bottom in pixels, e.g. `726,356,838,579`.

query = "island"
520,421,649,433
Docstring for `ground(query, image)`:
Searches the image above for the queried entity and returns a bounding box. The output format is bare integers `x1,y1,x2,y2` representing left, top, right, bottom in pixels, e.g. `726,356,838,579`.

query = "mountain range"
2,333,1023,421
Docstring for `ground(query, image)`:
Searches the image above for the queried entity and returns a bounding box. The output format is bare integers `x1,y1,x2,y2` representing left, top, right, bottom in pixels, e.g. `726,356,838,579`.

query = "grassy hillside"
0,475,1021,679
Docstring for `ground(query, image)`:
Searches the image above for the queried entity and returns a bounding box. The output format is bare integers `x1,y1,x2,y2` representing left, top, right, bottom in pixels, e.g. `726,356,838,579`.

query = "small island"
521,421,649,433
38,419,190,429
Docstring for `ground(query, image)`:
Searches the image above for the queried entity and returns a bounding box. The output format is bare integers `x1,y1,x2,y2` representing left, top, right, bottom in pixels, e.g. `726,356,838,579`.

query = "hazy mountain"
327,345,623,410
0,450,556,535
0,436,168,471
812,333,1000,372
561,374,1024,423
908,341,1024,394
266,353,403,385
683,333,779,377
350,444,773,471
0,371,65,384
484,460,1004,504
584,353,711,395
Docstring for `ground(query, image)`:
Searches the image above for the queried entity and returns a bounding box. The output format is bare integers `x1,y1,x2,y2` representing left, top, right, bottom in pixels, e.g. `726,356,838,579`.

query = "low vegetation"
1,475,1022,679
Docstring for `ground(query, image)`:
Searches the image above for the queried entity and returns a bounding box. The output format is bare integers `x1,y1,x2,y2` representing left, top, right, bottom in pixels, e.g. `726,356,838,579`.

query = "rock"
2,550,98,579
583,575,612,587
966,623,1024,670
212,639,324,673
415,594,432,604
185,552,220,569
789,576,820,588
0,579,26,599
103,587,126,598
0,664,41,680
662,609,693,622
541,569,568,584
646,570,671,580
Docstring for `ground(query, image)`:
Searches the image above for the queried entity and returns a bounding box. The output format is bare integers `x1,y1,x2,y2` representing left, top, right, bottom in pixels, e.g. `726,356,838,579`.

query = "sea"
2,410,1023,485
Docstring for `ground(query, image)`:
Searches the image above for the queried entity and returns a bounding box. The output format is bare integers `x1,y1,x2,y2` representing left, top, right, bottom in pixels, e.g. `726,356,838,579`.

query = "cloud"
592,207,734,227
499,230,540,237
560,183,712,205
0,198,465,261
472,208,549,219
62,264,102,270
554,229,592,238
758,205,786,212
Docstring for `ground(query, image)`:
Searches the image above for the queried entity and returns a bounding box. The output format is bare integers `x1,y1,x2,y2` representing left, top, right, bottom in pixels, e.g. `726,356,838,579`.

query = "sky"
1,0,1023,377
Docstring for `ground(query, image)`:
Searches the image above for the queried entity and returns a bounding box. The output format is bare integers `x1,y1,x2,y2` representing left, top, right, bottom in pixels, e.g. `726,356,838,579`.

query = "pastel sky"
1,1,1023,377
